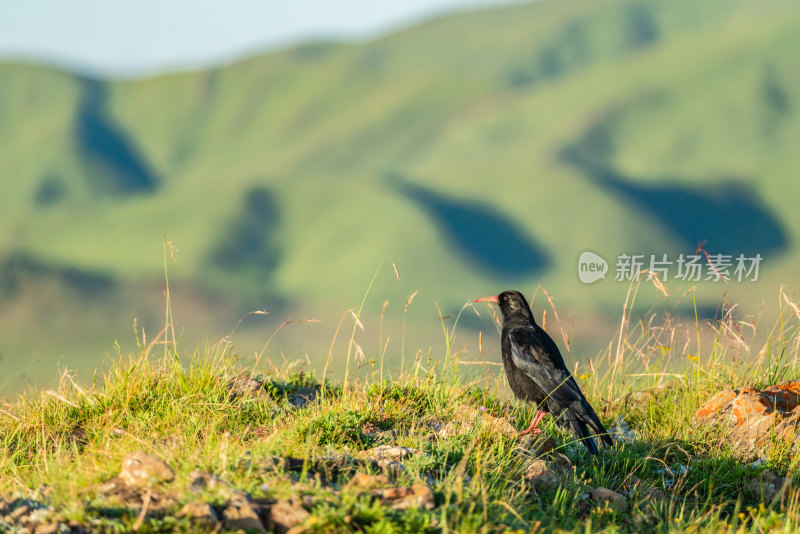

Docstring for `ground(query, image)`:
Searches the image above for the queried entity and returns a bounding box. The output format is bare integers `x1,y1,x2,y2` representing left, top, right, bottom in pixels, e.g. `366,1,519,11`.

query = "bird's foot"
518,427,542,439
517,410,546,440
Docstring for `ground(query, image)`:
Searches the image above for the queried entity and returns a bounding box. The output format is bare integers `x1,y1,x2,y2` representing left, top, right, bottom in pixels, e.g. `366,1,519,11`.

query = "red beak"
474,295,498,303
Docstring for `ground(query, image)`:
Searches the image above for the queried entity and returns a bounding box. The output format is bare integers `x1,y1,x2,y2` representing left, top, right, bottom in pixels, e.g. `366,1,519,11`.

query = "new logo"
578,251,608,284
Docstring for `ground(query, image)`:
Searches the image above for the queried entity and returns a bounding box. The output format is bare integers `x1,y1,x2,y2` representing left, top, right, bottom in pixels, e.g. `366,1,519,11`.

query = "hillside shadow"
626,4,660,50
389,174,551,277
506,4,658,90
207,186,284,308
33,174,69,207
0,252,116,299
507,20,593,89
561,115,788,256
75,78,158,194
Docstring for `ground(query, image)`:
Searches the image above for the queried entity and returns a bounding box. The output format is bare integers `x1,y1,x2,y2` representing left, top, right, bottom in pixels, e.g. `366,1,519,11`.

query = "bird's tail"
560,400,614,454
582,403,614,448
563,418,600,455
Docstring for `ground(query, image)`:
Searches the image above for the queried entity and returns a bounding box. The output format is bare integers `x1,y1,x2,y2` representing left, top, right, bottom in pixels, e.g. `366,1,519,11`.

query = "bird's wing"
507,328,582,406
508,327,614,449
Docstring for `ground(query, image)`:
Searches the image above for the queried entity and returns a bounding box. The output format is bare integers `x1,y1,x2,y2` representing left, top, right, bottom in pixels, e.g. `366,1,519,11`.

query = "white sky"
0,0,519,77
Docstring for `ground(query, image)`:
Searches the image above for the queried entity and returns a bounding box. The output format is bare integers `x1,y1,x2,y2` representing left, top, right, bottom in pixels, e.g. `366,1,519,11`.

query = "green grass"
2,0,800,386
2,281,800,532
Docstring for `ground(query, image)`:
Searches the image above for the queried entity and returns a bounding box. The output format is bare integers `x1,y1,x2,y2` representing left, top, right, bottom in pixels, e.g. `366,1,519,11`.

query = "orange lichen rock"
695,389,738,421
695,382,800,424
763,381,800,411
694,380,800,457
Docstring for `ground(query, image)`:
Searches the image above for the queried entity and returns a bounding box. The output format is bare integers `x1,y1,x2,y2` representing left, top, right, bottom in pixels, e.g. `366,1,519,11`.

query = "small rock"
424,417,445,435
346,473,391,491
269,498,310,534
481,413,518,438
345,474,434,511
288,387,317,409
379,460,407,474
364,427,407,441
119,450,174,487
363,445,426,470
25,507,54,526
589,487,628,513
548,451,573,473
179,501,219,529
226,373,271,401
33,523,66,534
87,476,142,508
748,470,793,502
189,470,230,493
610,416,634,443
365,445,423,462
33,484,53,499
516,434,557,455
381,485,435,511
11,504,32,519
523,460,559,492
435,406,516,439
223,492,266,533
521,446,573,492
259,455,291,472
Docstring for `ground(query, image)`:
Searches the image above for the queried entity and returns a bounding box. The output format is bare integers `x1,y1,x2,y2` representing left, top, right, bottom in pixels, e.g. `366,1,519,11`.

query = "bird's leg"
519,410,546,437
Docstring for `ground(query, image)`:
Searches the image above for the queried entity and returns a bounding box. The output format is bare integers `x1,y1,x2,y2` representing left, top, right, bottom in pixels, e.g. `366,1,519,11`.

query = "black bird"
475,290,613,455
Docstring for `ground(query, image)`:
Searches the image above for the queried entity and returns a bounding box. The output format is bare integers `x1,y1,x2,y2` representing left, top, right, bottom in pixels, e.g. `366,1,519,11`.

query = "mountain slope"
1,0,799,390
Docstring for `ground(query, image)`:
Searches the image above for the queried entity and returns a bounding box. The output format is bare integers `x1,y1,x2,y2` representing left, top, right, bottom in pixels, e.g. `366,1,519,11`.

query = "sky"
0,0,517,77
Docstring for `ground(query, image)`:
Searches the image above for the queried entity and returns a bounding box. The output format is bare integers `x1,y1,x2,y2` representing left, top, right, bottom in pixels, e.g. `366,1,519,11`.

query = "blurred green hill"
1,0,800,391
